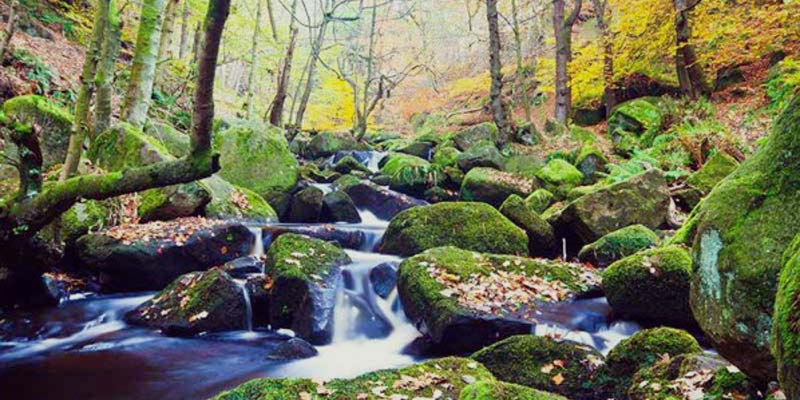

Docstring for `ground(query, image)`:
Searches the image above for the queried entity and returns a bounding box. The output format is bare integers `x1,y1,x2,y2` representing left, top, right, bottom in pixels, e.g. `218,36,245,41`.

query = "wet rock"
265,234,351,344
397,141,434,160
74,219,253,292
263,225,367,250
345,181,427,220
578,224,660,268
125,268,247,336
320,190,361,223
456,140,505,171
267,337,318,360
307,132,367,158
499,195,556,257
0,238,62,309
460,381,568,400
287,186,324,223
222,256,264,278
370,174,391,186
332,155,371,175
380,202,528,257
369,262,398,299
244,275,270,327
460,168,537,208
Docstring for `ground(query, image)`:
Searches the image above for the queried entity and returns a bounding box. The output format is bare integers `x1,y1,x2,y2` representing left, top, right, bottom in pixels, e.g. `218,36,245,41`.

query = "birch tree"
122,0,167,128
552,0,582,123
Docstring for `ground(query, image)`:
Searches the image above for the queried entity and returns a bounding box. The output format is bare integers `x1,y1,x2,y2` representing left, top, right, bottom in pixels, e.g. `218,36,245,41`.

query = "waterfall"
366,151,388,173
234,280,254,332
248,227,264,260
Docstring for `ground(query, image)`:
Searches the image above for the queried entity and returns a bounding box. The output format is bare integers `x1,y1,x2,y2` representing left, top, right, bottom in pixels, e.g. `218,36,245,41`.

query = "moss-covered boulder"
578,224,660,268
138,183,212,223
379,152,441,196
536,159,584,198
265,233,351,343
603,245,694,326
332,155,371,175
608,97,664,154
504,155,543,180
575,145,608,183
598,327,702,399
460,168,537,208
457,140,505,171
398,246,599,353
453,122,499,151
125,268,246,336
307,131,367,158
380,202,528,256
3,95,73,168
215,122,298,199
499,195,555,257
345,181,427,220
212,357,494,400
525,189,554,214
201,176,278,222
671,95,800,382
433,146,462,169
287,186,324,223
321,190,360,223
459,381,567,400
628,353,757,400
143,121,190,157
773,235,800,398
686,151,740,194
471,335,603,398
553,169,669,250
60,200,110,245
397,140,434,159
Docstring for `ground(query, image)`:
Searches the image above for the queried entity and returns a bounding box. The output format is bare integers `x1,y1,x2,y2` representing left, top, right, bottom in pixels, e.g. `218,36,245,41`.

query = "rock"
553,169,670,250
345,181,427,220
597,327,702,399
332,155,371,175
212,357,494,400
456,140,505,171
574,145,608,183
432,146,461,169
565,184,604,202
773,235,800,398
685,151,740,194
267,338,318,360
379,153,440,197
202,176,279,222
603,245,694,326
320,190,360,223
265,234,351,343
460,168,537,208
143,121,190,157
125,268,247,336
398,246,599,354
59,200,110,245
288,130,312,156
369,262,398,299
471,335,603,398
287,186,324,223
244,275,270,327
262,225,370,251
608,97,664,154
499,195,556,257
578,224,660,268
0,238,62,309
669,95,800,382
453,122,499,151
222,256,264,278
525,189,554,214
3,95,73,168
460,381,568,400
380,202,528,257
215,122,299,199
307,131,367,158
504,155,544,180
397,140,434,159
138,183,211,223
74,218,253,292
536,159,584,199
334,174,361,190
628,353,757,400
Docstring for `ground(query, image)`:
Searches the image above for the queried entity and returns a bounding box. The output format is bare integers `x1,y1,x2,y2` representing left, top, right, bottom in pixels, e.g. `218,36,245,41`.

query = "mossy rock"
525,189,554,214
433,145,462,169
332,155,371,175
499,195,555,257
628,353,758,400
504,154,544,180
397,140,434,159
125,268,246,336
459,381,567,400
536,159,584,199
138,183,211,223
90,122,173,170
287,186,324,223
460,167,537,208
3,95,74,168
143,121,190,158
578,224,659,268
398,246,598,354
603,245,694,326
575,145,608,184
456,140,505,171
212,357,494,400
773,234,800,398
334,174,361,190
265,233,351,343
685,151,740,194
60,200,110,245
307,131,368,158
673,95,800,382
471,335,603,398
379,152,441,197
608,97,664,153
214,122,299,198
202,176,278,222
453,122,499,151
565,184,605,202
380,202,528,257
598,327,702,399
321,190,360,223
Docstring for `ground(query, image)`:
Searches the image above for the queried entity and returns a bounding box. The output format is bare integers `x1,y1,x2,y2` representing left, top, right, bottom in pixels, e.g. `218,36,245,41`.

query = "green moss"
525,189,554,214
578,224,660,267
459,381,567,400
499,194,555,256
536,159,584,198
456,140,505,171
380,202,528,256
90,122,172,170
685,151,739,193
460,167,536,208
453,122,499,151
143,121,190,158
333,155,371,175
60,200,109,244
333,174,361,190
202,176,278,222
379,152,441,195
504,155,544,180
471,335,602,398
773,234,800,398
433,146,461,169
575,145,608,183
138,188,170,218
608,97,664,147
265,233,350,282
3,95,74,168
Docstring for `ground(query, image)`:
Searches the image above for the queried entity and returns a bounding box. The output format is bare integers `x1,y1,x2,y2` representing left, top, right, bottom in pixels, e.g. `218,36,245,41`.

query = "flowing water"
0,154,641,399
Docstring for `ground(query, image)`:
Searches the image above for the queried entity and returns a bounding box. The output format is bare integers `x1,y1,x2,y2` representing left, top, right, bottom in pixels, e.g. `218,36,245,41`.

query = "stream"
0,152,641,400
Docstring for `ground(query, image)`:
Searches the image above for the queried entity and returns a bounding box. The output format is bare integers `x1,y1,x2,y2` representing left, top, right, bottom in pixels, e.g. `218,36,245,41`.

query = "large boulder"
212,357,494,400
214,122,299,201
74,218,253,292
321,190,360,223
287,186,324,223
670,95,800,382
471,335,603,399
264,234,351,344
398,246,599,354
3,95,73,168
460,168,537,208
525,189,554,214
307,131,367,158
499,195,556,257
578,224,660,268
675,151,740,210
380,202,528,257
453,122,499,151
143,121,190,157
552,169,669,250
125,268,247,336
345,181,427,220
460,381,567,400
603,245,694,326
379,152,441,197
536,159,583,199
608,97,664,154
773,235,800,398
574,145,608,183
201,176,279,222
456,140,505,171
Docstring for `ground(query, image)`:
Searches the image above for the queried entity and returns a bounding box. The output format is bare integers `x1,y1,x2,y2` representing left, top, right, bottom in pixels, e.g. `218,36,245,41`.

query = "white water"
356,208,389,229
247,227,264,259
366,151,388,173
310,183,334,195
233,279,254,332
533,320,641,356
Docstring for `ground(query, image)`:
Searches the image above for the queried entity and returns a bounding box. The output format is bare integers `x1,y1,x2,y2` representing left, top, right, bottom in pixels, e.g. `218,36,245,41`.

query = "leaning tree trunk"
674,0,708,99
591,0,616,114
0,0,19,62
486,0,512,146
553,0,582,124
122,0,167,128
94,0,122,138
267,0,298,127
294,21,329,130
246,0,263,120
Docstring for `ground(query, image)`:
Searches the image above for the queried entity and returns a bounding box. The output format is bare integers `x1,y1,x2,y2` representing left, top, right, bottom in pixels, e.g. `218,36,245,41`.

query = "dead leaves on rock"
103,217,224,246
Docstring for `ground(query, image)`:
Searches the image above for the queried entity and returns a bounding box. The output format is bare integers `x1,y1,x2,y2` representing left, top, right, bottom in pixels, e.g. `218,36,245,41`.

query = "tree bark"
178,0,190,59
674,0,708,99
591,0,616,114
511,0,532,122
10,124,43,200
553,0,582,124
265,0,278,42
246,0,263,120
0,0,19,62
294,21,329,130
158,0,181,62
354,0,379,139
122,0,167,128
267,0,298,127
94,0,122,138
192,22,202,63
486,0,512,146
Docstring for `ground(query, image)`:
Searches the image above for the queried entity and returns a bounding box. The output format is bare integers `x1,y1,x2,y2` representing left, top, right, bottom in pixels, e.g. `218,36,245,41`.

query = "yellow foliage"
570,42,604,107
447,72,491,99
304,72,357,132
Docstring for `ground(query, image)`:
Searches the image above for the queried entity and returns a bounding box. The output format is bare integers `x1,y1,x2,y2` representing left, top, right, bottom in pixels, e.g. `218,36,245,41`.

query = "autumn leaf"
551,373,564,386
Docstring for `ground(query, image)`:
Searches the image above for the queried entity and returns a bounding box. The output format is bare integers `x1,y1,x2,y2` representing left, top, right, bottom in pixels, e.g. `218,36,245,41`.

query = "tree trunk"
122,0,167,128
267,0,298,127
246,0,263,120
674,0,708,99
553,0,582,124
511,0,532,122
486,0,511,146
94,0,122,138
592,0,616,114
158,0,181,63
294,21,329,130
265,0,278,42
178,0,190,59
192,22,202,63
0,0,19,62
355,0,379,140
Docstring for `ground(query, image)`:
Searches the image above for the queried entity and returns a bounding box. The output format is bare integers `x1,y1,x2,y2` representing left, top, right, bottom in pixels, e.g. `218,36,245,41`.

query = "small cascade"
310,183,334,195
234,280,254,332
366,151,388,173
248,227,264,260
